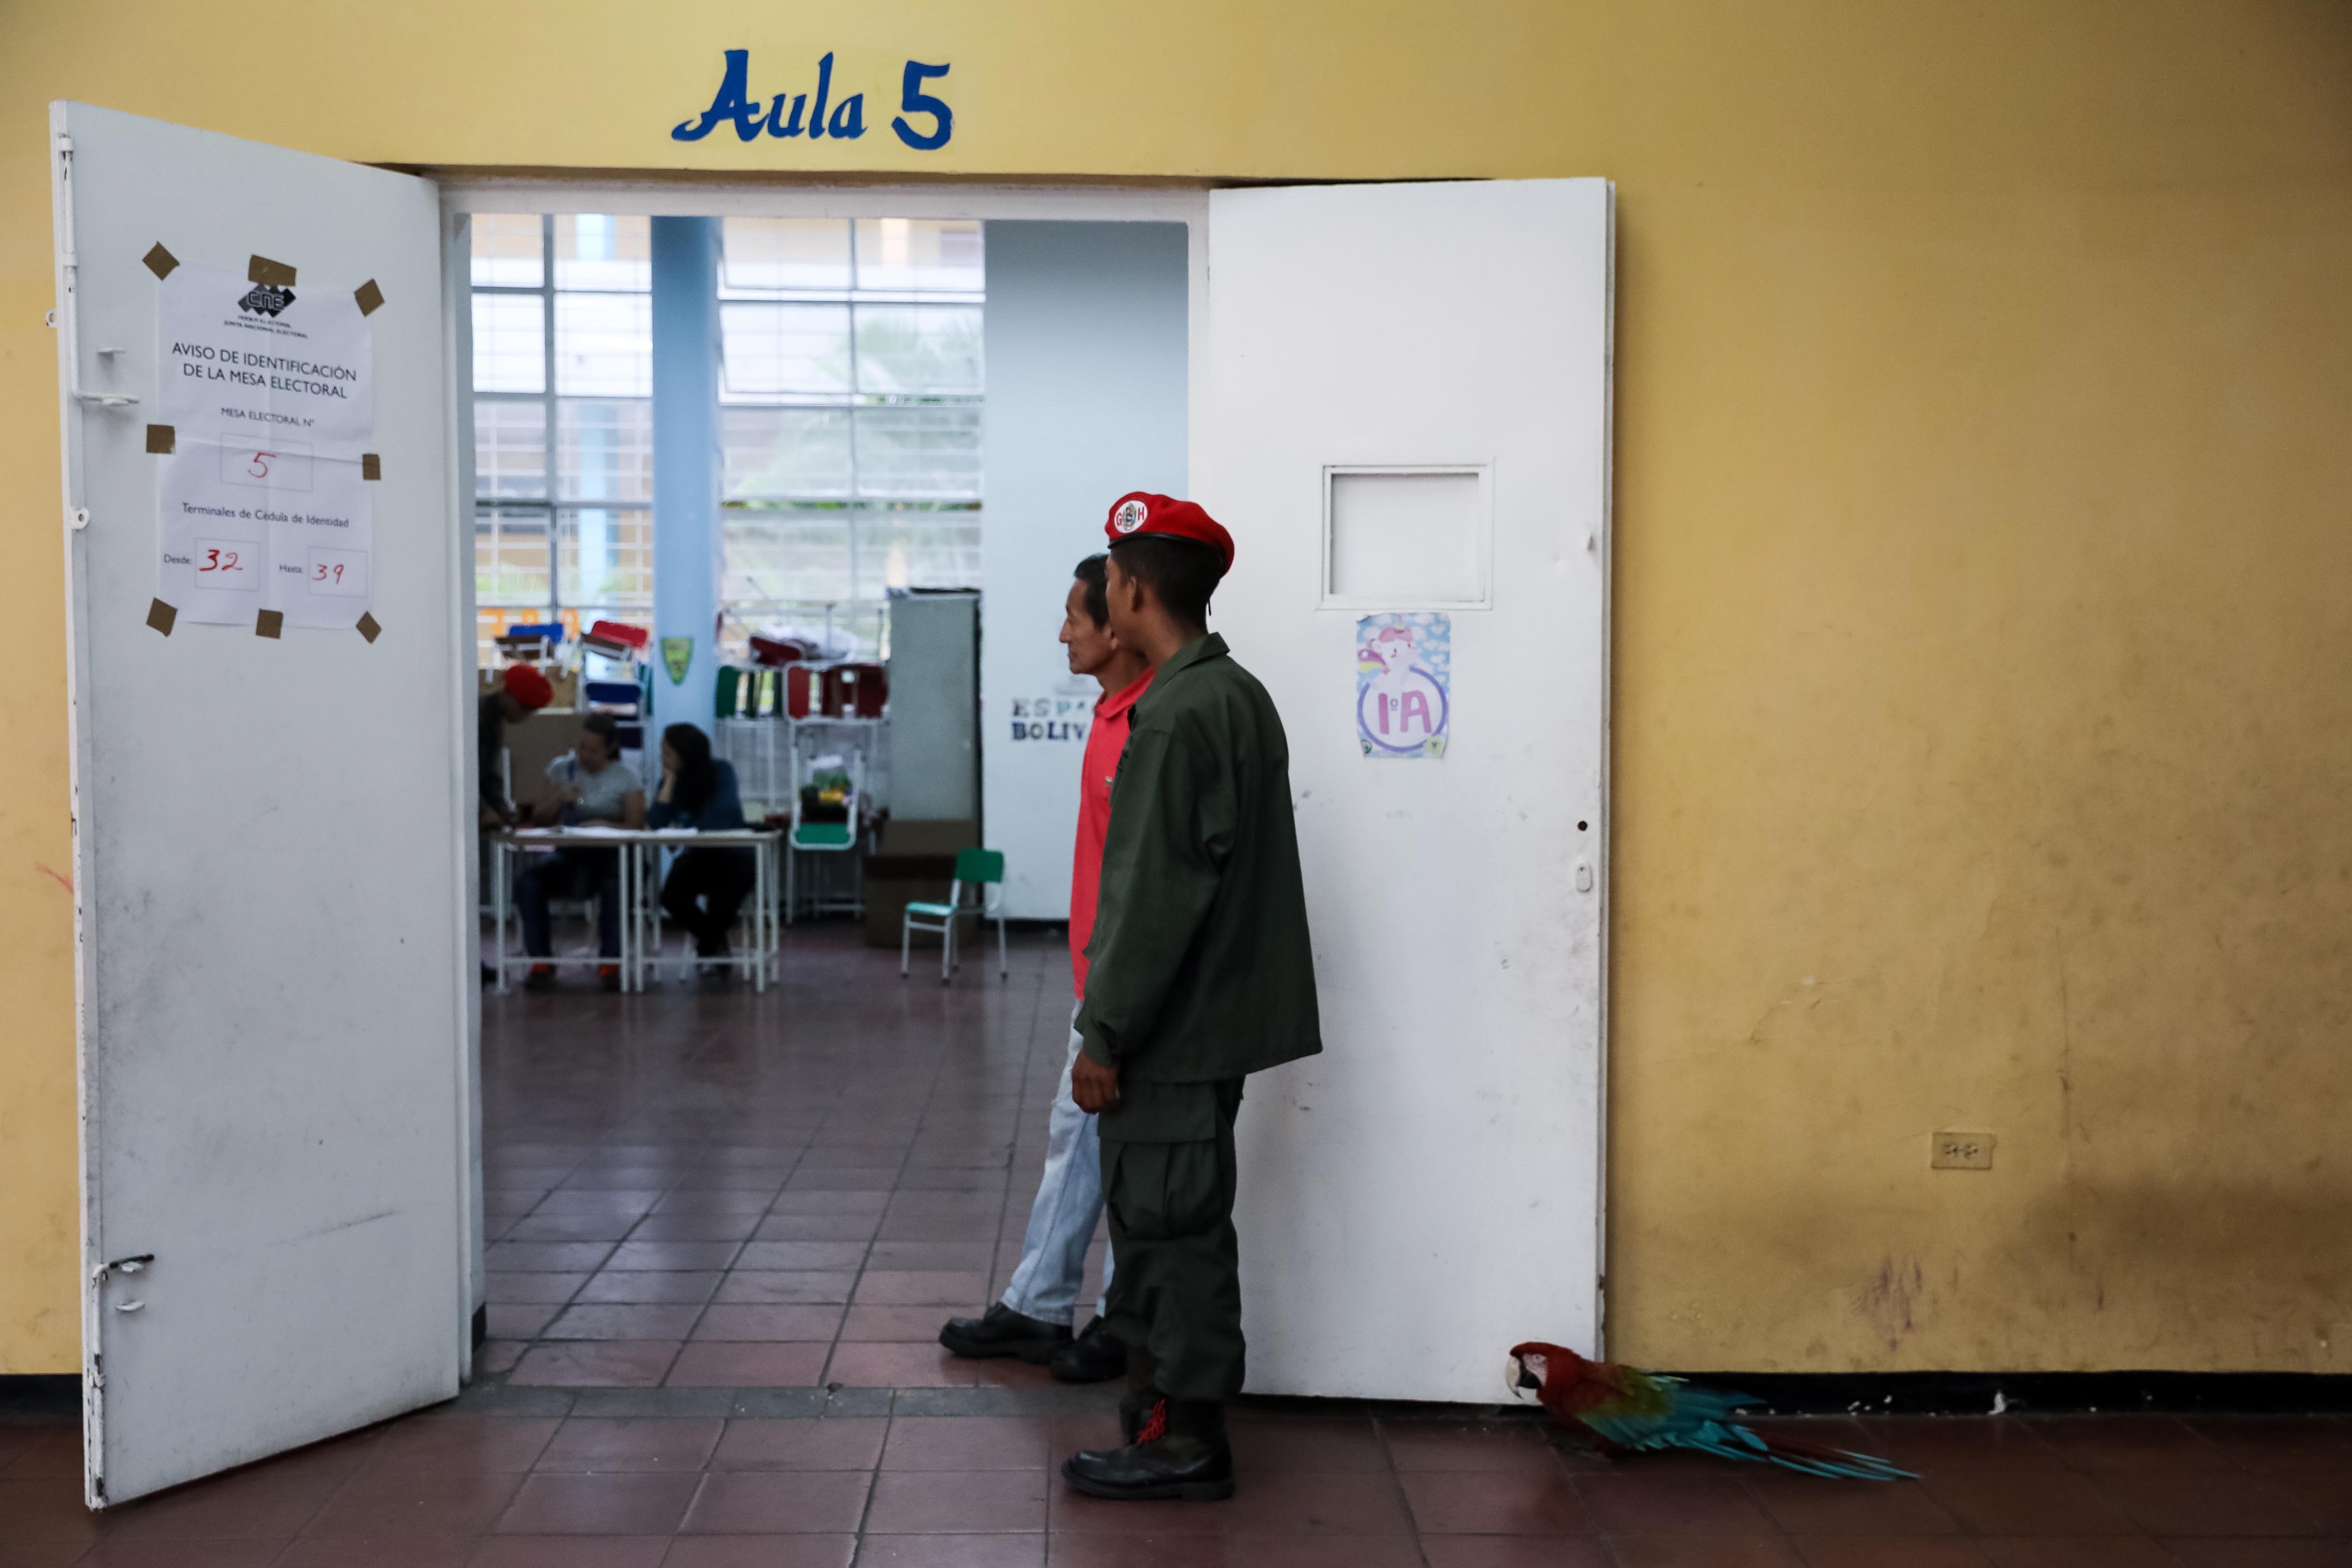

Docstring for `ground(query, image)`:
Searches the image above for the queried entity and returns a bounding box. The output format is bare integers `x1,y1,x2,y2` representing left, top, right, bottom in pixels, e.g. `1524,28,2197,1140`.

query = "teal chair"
901,848,1007,984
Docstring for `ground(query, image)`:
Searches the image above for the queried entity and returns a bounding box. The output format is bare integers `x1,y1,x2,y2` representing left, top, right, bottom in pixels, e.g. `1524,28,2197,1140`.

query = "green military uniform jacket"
1077,633,1323,1083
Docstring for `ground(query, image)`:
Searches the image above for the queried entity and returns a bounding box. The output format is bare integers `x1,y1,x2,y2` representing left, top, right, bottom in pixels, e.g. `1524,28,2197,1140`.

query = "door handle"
1574,859,1594,893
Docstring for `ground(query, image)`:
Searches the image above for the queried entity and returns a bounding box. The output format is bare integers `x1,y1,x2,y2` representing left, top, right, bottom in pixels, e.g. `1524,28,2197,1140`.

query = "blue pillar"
650,216,721,734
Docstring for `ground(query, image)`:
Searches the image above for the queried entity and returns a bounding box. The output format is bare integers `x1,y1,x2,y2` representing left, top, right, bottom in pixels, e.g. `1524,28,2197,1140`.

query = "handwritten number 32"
199,548,238,573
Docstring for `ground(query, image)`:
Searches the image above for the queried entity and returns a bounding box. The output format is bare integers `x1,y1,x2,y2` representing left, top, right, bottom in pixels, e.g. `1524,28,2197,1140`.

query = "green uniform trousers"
1096,1077,1246,1404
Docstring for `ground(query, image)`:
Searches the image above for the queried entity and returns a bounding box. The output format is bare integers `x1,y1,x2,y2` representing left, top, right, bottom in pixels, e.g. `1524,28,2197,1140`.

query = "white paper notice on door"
159,439,372,626
157,263,373,445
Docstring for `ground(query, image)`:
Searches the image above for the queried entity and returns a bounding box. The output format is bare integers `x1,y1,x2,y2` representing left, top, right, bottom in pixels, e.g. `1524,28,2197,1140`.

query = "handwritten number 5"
247,451,272,479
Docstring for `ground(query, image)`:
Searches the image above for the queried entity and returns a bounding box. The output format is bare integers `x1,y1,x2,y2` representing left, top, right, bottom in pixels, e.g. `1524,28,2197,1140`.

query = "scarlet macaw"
1507,1341,1914,1480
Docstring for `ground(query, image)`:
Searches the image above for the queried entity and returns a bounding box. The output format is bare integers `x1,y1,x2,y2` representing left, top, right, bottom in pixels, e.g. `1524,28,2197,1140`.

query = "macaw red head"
1505,1341,1589,1401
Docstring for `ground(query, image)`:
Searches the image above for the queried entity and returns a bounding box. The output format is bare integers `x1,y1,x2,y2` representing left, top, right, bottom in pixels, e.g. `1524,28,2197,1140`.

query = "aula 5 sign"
673,50,954,150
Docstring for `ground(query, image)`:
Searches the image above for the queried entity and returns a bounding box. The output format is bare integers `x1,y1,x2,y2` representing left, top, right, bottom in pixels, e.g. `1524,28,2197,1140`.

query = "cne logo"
1112,499,1149,533
238,284,296,318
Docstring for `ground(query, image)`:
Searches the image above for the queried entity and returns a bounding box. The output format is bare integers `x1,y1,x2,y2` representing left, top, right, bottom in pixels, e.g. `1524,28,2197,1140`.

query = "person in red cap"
1059,492,1322,1502
479,663,553,829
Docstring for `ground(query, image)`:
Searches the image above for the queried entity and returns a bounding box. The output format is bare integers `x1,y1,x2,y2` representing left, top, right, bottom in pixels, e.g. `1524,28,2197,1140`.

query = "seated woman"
515,713,645,992
649,722,755,971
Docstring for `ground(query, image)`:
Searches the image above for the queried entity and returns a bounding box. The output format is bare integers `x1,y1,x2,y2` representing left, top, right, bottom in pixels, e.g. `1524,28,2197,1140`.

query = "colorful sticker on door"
1357,613,1450,759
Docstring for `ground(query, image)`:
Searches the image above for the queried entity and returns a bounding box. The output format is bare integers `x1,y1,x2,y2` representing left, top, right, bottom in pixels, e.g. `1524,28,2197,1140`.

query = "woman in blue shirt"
650,722,757,968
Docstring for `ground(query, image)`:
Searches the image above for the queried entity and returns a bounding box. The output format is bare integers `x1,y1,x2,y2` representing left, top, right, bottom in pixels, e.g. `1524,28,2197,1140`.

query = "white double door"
54,98,1609,1497
53,102,474,1506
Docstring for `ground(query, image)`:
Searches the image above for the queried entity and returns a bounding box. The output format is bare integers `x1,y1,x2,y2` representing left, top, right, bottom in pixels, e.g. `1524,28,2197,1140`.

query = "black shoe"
521,964,558,993
1061,1404,1234,1502
939,1303,1072,1363
1050,1318,1128,1385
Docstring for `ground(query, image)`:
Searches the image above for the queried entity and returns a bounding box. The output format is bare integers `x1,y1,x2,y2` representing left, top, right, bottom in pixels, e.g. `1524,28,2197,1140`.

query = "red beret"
1104,492,1233,573
502,663,554,708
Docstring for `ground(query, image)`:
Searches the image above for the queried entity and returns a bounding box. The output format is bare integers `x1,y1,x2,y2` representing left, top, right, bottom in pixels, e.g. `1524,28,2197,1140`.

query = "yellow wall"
5,0,2349,1375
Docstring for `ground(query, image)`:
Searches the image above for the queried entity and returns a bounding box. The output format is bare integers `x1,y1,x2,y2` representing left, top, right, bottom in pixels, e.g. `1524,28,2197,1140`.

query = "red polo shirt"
1069,668,1152,996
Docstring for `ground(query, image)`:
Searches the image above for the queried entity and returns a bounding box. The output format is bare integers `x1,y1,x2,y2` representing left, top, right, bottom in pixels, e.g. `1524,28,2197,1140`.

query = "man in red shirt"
940,554,1151,1381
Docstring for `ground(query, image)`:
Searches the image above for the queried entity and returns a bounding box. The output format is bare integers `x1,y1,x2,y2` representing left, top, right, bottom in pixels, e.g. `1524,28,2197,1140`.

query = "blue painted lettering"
892,61,953,149
670,48,763,142
673,50,951,150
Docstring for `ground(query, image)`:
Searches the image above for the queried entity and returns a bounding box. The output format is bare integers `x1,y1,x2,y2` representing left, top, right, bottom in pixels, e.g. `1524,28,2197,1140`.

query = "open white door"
51,102,471,1504
1206,180,1612,1401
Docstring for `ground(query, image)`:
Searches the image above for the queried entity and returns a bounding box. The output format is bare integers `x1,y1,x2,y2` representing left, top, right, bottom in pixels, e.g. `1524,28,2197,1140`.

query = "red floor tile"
1381,1424,1560,1474
855,1274,994,1307
666,1342,831,1386
577,1272,727,1305
1858,1419,2059,1475
882,1418,1057,1472
1048,1487,1233,1536
1579,1472,1775,1535
1224,1418,1388,1474
535,1419,726,1473
663,1536,860,1568
866,1470,1052,1534
2028,1416,2230,1472
2182,1419,2352,1472
757,1215,888,1242
303,1469,524,1537
1602,1539,1804,1567
495,1472,700,1535
470,1535,671,1566
486,1273,593,1305
738,1242,875,1271
1220,1471,1416,1536
842,1305,961,1342
693,1304,847,1341
1743,1474,1960,1535
681,1470,874,1534
607,1243,747,1273
1920,1469,2140,1536
1046,1535,1235,1568
2156,1544,2352,1568
2090,1469,2320,1537
508,1341,682,1387
1792,1539,1994,1567
506,1215,641,1243
487,1242,619,1272
366,1416,561,1473
1226,1537,1427,1568
826,1343,982,1387
74,1542,285,1567
629,1214,765,1243
710,1419,890,1472
856,1536,1046,1568
715,1272,860,1305
1978,1538,2180,1567
486,1305,564,1339
1400,1468,1592,1535
1415,1538,1612,1568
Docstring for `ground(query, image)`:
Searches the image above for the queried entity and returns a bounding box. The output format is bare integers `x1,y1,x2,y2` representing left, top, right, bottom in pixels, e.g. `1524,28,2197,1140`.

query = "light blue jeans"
1000,1003,1114,1325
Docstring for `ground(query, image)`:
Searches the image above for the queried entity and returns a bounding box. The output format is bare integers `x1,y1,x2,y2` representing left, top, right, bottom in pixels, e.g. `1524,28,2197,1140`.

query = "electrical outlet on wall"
1931,1130,1996,1170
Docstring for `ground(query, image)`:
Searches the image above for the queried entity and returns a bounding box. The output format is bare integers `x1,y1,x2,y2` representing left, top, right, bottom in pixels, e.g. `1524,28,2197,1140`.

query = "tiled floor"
4,923,2348,1565
477,922,1106,1390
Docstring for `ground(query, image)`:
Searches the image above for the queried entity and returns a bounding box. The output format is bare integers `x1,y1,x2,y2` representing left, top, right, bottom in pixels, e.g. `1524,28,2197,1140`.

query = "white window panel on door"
50,101,469,1506
1202,179,1612,1404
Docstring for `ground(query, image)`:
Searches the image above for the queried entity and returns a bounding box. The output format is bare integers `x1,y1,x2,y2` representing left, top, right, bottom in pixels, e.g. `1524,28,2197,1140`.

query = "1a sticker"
1356,613,1449,759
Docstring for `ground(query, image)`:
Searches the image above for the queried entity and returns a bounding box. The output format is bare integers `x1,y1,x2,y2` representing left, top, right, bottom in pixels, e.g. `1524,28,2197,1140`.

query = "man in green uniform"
1062,492,1322,1502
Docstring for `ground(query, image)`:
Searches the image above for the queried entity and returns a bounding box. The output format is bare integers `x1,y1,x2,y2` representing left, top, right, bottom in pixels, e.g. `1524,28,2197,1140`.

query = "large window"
719,218,983,659
468,215,984,666
470,215,653,661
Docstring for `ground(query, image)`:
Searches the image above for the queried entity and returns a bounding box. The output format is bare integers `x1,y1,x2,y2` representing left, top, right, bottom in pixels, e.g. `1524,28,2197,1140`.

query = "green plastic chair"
901,847,1007,984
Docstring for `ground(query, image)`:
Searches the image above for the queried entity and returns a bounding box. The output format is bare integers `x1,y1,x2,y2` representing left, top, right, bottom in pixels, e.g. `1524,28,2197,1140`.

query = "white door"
51,102,471,1504
1206,180,1612,1402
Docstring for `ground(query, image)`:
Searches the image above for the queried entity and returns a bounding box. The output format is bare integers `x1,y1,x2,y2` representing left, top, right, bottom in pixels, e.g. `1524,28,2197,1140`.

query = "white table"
489,828,781,993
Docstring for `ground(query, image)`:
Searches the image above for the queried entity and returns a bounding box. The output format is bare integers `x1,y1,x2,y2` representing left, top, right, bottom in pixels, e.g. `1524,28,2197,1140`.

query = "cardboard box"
862,818,978,947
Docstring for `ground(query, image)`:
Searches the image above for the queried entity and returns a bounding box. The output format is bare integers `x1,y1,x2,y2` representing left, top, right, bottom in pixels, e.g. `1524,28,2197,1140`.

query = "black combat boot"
1049,1318,1129,1385
1060,1399,1233,1502
938,1303,1072,1363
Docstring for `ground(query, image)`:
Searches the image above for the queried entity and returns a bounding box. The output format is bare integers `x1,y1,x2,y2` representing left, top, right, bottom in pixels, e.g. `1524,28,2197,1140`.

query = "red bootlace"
1136,1399,1168,1445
